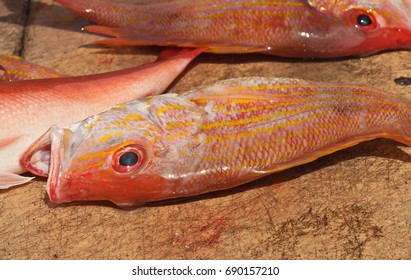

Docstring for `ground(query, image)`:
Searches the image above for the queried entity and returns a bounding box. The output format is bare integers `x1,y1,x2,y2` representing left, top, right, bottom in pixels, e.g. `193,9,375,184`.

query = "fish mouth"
20,125,64,202
21,128,53,177
21,124,86,203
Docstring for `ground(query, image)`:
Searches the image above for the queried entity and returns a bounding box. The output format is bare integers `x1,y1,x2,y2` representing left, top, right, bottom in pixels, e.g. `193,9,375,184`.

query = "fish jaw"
332,27,411,57
46,126,64,203
51,171,169,206
360,27,411,55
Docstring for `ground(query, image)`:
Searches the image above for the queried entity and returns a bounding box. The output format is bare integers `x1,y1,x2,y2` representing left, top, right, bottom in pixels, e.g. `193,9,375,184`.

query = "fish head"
300,0,411,56
22,94,204,206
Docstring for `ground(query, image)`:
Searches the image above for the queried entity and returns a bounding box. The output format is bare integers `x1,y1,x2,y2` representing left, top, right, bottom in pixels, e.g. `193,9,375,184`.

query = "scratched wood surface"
0,0,410,260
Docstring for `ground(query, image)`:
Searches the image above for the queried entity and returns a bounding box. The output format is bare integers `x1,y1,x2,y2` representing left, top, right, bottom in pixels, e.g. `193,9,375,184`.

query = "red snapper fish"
0,48,203,189
22,77,411,206
54,0,411,57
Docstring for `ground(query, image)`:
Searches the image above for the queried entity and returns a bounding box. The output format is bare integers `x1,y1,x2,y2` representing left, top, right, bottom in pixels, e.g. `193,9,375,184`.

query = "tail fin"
0,54,65,81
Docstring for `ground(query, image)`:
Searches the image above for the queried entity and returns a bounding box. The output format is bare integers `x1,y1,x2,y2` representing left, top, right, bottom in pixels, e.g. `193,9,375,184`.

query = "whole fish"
22,77,411,206
0,48,203,189
0,54,65,81
54,0,411,57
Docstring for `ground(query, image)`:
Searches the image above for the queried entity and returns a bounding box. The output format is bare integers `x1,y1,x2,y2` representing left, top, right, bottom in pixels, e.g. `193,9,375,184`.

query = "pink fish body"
0,48,203,188
54,0,411,57
23,77,411,206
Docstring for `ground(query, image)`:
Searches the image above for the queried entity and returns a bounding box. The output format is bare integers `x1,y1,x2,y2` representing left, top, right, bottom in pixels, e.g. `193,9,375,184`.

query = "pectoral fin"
0,172,34,189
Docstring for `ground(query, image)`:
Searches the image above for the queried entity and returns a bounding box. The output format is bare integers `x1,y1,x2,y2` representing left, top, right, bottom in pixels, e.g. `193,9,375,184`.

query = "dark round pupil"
119,152,139,166
357,14,372,26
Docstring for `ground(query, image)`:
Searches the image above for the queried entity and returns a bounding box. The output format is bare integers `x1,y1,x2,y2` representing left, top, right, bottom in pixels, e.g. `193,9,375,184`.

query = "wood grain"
0,0,410,259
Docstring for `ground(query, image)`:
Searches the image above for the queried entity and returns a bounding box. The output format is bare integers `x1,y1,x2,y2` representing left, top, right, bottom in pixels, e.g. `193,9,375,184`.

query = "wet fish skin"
54,0,411,57
24,77,411,206
0,48,203,189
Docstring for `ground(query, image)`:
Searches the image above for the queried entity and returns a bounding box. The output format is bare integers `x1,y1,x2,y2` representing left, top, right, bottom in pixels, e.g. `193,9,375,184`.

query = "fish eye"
112,145,146,173
352,10,377,31
357,14,372,26
119,152,139,167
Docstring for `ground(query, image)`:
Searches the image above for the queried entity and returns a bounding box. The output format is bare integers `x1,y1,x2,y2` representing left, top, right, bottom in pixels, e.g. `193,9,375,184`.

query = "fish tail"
54,0,137,27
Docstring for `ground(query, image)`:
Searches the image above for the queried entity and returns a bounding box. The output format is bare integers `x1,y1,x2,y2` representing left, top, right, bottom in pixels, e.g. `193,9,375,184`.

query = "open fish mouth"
21,128,53,177
20,124,85,203
20,126,63,202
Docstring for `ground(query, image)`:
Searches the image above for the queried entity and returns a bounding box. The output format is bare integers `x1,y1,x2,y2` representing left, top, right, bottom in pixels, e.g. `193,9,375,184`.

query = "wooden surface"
0,0,410,260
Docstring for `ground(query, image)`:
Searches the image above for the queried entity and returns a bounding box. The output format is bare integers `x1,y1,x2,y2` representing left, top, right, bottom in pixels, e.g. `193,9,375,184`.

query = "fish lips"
20,124,82,204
